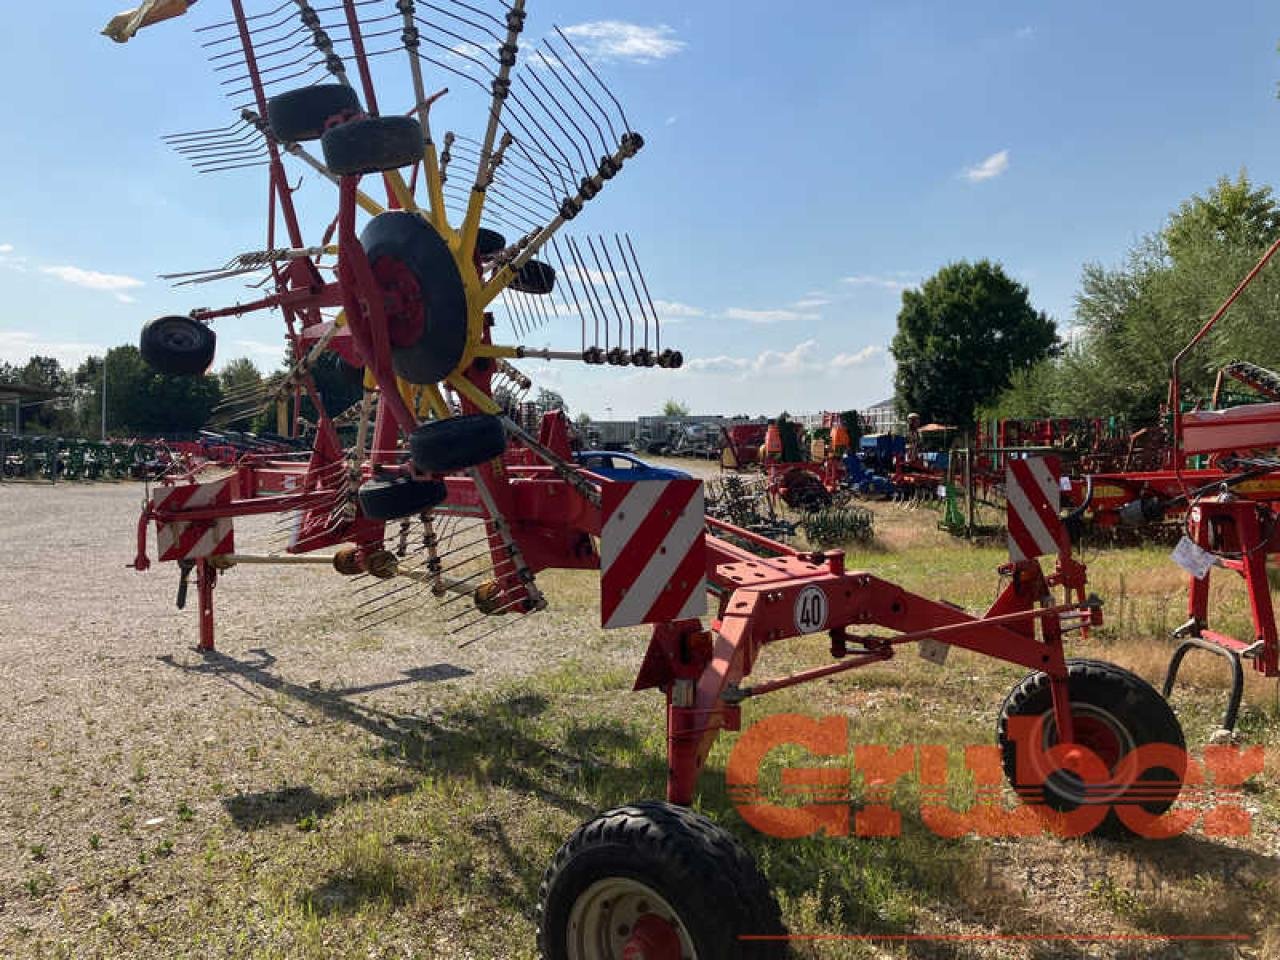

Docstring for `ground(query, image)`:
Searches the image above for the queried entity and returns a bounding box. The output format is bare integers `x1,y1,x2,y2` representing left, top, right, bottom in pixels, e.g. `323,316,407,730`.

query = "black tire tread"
410,414,507,473
537,801,786,960
997,658,1185,837
321,115,423,177
357,476,447,520
266,84,361,143
139,316,216,377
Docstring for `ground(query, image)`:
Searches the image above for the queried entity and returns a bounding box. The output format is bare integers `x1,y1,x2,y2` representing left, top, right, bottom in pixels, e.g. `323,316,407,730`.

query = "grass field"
1,477,1278,959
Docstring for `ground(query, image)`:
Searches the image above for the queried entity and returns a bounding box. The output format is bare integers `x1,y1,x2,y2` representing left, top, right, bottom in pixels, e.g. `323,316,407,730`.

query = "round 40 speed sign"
793,585,829,634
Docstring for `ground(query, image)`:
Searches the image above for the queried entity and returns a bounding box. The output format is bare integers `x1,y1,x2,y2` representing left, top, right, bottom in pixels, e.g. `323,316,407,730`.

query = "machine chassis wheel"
537,801,786,960
356,475,447,520
139,315,216,376
997,658,1185,837
410,414,507,473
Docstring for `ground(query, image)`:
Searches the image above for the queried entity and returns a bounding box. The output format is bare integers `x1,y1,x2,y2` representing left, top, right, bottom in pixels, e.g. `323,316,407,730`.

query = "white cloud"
686,354,749,373
0,243,13,254
681,340,884,379
749,339,820,374
42,264,145,303
841,275,913,291
962,149,1010,183
561,21,685,63
831,346,884,368
793,297,830,309
723,307,817,324
652,299,704,320
0,330,106,368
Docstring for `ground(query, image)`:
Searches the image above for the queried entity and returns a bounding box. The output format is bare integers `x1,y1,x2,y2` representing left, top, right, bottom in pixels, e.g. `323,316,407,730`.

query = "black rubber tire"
997,659,1185,838
357,476,447,521
537,802,786,960
336,357,366,388
139,316,216,376
510,259,556,295
476,228,506,258
322,115,423,176
359,211,468,386
266,84,361,143
409,414,506,473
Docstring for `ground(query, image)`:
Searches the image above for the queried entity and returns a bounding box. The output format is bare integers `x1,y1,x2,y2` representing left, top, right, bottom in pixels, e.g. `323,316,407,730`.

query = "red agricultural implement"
109,2,1191,955
1114,245,1280,734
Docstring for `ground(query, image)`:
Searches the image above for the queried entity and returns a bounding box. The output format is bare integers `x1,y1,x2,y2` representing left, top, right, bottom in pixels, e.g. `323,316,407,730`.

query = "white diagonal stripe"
1007,467,1058,556
1025,457,1059,510
605,487,704,628
600,481,669,574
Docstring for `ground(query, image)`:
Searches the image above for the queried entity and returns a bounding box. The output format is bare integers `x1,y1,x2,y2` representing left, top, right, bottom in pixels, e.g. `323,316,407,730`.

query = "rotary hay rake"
108,3,1192,956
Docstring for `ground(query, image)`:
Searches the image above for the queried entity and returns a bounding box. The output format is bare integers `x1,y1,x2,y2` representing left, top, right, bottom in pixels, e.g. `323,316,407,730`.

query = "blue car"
574,450,690,481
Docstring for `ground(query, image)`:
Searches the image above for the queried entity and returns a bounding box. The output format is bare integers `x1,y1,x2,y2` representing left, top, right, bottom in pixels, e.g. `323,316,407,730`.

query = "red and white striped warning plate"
153,477,235,562
600,478,707,629
1006,456,1066,561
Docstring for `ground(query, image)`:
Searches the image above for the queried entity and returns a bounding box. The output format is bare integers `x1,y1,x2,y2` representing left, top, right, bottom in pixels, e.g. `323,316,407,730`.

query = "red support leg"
196,558,216,652
1237,507,1280,676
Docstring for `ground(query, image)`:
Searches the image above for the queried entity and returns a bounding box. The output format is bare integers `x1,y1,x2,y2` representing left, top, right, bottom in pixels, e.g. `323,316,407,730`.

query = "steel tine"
585,235,623,353
616,233,651,354
499,94,579,190
518,61,594,177
539,40,613,156
600,236,636,354
566,237,604,349
500,289,527,338
553,25,633,135
548,237,587,352
623,234,660,353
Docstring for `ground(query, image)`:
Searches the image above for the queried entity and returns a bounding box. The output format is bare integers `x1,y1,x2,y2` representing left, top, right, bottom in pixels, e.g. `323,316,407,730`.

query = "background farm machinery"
109,1,1200,955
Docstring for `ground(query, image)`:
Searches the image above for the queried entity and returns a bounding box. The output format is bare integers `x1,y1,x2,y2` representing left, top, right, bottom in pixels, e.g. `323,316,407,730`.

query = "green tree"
1165,172,1280,264
891,260,1057,429
99,345,222,436
218,357,265,431
990,172,1280,421
16,356,74,433
661,398,690,416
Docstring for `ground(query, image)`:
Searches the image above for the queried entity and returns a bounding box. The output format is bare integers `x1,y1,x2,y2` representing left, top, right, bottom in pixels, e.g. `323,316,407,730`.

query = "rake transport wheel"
510,259,557,295
321,115,424,176
356,476,448,520
538,802,786,960
139,316,216,376
410,414,507,473
476,227,507,259
265,83,361,143
997,659,1186,838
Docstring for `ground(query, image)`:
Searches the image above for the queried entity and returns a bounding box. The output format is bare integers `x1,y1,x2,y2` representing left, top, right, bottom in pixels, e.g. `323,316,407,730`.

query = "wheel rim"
1034,703,1135,806
566,877,697,960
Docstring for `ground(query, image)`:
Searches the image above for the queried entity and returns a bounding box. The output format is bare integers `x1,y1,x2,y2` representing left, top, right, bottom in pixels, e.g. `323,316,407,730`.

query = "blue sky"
1,1,1278,418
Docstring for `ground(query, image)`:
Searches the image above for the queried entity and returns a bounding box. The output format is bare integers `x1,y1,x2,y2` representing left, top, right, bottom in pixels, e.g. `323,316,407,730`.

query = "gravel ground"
0,479,636,952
